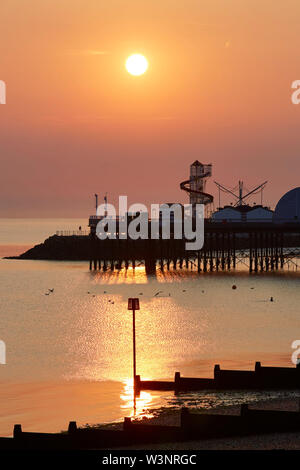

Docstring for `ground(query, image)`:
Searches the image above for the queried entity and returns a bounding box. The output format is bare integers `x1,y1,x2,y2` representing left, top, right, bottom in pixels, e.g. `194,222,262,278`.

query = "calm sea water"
0,219,300,436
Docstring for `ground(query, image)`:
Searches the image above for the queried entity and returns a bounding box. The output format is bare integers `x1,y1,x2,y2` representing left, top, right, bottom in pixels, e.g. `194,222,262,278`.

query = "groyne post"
13,424,22,439
174,371,181,394
68,421,77,435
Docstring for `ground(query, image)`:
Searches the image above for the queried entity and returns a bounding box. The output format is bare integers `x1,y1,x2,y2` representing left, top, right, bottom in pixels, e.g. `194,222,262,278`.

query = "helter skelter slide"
180,160,214,208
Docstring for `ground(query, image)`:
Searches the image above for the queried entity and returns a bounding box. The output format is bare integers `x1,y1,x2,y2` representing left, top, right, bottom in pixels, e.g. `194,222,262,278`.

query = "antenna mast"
214,181,268,207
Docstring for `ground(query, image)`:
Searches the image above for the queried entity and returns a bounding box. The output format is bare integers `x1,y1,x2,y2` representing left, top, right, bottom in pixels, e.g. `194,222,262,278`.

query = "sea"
0,218,299,436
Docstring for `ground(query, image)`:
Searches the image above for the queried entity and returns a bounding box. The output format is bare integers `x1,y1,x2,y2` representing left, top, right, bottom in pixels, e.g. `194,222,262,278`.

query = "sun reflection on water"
91,266,149,284
120,378,155,419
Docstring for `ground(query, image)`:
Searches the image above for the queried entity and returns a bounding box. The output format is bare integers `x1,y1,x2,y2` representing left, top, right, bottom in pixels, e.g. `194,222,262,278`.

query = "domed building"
273,187,300,223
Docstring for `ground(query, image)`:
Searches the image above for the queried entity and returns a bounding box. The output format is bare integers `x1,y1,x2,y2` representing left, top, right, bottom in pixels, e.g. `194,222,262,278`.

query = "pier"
88,221,300,274
16,220,300,273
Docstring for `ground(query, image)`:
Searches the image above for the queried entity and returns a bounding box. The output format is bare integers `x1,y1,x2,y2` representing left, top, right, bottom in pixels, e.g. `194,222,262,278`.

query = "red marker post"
128,298,140,388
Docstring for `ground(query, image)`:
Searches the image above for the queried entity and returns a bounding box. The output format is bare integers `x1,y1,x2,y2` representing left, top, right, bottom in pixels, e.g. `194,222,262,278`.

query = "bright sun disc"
126,54,148,76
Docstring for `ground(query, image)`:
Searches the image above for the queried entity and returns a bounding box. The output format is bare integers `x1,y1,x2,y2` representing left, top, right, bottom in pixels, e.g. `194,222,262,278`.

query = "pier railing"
55,230,89,236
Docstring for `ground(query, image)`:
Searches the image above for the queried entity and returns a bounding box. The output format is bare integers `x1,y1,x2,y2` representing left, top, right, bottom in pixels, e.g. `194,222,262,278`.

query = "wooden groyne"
180,405,300,438
135,362,300,393
2,404,300,450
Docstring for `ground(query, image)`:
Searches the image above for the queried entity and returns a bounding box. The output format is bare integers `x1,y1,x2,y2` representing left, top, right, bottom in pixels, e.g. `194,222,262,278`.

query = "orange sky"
0,0,300,217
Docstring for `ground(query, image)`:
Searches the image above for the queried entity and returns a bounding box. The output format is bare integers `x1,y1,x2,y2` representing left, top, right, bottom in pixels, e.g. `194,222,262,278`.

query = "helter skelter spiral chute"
180,161,213,214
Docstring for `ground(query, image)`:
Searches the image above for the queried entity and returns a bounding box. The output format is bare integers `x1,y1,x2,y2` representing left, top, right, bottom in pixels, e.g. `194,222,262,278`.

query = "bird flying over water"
154,291,162,297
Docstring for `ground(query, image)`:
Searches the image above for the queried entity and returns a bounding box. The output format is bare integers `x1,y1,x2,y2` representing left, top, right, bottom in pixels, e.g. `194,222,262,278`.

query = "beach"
114,396,300,450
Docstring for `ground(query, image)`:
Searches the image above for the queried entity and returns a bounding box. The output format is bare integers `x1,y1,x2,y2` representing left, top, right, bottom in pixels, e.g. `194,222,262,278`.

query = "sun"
125,54,148,76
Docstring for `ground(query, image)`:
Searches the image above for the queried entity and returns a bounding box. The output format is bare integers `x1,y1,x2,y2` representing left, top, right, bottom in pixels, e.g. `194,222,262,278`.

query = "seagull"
48,288,54,293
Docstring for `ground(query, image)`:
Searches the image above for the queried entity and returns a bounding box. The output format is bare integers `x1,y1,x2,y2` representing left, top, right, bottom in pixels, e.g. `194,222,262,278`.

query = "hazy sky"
0,0,300,217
